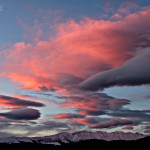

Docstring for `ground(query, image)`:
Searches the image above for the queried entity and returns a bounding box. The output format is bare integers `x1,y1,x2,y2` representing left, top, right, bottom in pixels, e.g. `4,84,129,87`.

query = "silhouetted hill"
0,136,149,150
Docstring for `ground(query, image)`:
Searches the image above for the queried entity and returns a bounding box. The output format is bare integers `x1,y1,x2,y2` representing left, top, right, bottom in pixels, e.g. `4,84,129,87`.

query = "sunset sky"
0,0,150,137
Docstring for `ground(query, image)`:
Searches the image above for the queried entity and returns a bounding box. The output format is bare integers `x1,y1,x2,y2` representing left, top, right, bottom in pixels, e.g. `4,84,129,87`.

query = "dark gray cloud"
57,73,83,86
0,108,41,120
108,109,150,122
23,120,70,136
79,110,106,116
144,130,150,134
79,49,150,91
91,119,134,129
0,118,37,125
43,121,69,128
38,86,49,91
0,119,38,137
145,95,150,99
38,74,83,92
38,85,56,92
0,95,45,108
85,117,102,124
0,120,70,137
87,92,115,99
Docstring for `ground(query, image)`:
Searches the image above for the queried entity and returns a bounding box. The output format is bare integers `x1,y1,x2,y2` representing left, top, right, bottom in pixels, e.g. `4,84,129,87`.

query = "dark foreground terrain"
0,137,149,150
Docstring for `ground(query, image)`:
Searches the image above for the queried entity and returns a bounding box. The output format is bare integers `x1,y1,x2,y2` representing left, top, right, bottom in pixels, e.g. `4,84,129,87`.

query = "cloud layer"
79,49,150,90
0,5,150,135
1,7,150,92
0,95,45,109
91,119,134,129
0,108,41,120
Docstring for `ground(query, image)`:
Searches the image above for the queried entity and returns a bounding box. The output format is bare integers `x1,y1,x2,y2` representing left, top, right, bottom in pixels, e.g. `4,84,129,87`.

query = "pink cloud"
0,7,150,92
111,13,122,20
72,118,92,125
0,95,44,110
12,94,51,104
60,97,129,111
57,93,130,116
54,113,84,119
118,2,140,15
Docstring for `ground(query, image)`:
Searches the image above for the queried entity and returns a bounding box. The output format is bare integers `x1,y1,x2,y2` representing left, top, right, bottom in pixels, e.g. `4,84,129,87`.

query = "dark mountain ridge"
0,137,149,150
0,131,148,144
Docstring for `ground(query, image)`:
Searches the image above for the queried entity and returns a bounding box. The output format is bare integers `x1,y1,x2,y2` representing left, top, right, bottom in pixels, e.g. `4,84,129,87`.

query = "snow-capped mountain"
0,131,146,144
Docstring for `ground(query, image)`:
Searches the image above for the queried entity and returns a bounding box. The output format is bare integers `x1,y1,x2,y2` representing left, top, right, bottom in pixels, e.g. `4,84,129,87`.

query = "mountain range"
0,131,147,145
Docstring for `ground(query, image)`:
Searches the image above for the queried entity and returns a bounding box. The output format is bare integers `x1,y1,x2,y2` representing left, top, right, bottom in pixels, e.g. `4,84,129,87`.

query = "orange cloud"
72,118,91,125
